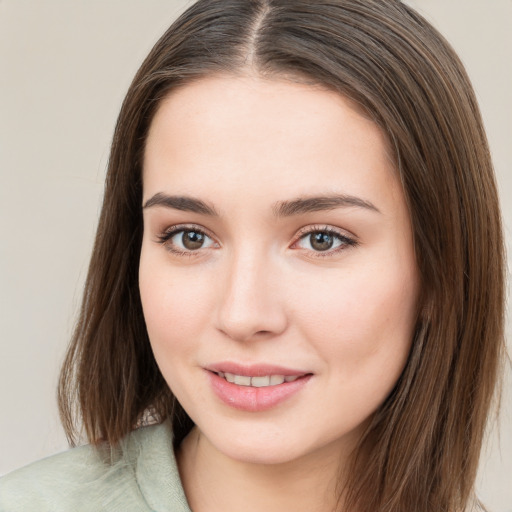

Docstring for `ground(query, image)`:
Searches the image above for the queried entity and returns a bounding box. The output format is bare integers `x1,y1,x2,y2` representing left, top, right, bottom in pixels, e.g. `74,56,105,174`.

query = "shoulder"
0,421,191,512
0,442,138,512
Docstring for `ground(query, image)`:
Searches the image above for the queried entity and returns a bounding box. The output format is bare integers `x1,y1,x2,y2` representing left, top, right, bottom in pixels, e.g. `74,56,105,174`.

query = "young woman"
1,1,505,511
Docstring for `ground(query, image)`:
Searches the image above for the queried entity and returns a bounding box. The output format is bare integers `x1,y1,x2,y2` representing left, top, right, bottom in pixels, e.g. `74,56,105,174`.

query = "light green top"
0,421,192,512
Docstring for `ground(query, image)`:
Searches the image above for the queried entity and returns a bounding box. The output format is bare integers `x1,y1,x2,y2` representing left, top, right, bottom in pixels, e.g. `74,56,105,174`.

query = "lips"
205,363,312,412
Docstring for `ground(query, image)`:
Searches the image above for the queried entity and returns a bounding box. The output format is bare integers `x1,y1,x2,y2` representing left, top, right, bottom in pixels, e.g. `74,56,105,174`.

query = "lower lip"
207,371,312,412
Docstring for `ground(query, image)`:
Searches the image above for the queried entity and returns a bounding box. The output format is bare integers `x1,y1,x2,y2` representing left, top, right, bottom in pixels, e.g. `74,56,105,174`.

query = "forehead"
142,74,400,210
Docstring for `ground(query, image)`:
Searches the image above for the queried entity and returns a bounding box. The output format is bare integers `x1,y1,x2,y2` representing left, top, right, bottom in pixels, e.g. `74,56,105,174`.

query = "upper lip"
205,362,310,377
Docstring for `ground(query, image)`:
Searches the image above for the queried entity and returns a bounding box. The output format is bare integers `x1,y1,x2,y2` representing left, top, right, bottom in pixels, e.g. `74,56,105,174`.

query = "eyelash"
156,224,217,257
292,225,358,258
156,224,358,258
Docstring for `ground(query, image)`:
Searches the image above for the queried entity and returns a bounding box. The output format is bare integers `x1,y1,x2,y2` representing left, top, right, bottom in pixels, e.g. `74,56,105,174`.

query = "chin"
195,418,359,468
217,438,308,466
193,418,301,464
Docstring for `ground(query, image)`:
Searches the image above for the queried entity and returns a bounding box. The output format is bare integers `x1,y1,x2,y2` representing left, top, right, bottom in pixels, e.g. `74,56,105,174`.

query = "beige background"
0,1,510,510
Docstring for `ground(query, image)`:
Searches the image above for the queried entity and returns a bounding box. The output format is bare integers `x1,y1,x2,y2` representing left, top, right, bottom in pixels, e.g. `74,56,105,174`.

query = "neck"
177,427,354,512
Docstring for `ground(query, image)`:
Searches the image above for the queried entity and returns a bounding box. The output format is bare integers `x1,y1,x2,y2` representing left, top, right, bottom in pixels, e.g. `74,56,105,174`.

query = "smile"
215,372,300,387
207,365,313,412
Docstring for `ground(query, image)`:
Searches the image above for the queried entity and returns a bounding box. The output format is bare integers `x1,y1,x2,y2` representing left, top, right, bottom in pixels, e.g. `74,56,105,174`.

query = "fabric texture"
0,421,192,512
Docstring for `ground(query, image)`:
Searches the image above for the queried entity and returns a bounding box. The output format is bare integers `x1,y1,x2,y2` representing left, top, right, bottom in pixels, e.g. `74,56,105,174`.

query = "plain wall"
0,1,510,510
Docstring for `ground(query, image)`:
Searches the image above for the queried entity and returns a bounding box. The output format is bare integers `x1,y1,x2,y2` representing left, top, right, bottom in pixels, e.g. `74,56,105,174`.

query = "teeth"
234,375,251,386
251,376,270,387
217,372,300,387
270,375,285,385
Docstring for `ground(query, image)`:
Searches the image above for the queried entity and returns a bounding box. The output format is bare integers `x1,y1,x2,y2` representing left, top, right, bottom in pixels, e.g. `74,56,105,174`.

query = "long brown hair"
58,1,505,511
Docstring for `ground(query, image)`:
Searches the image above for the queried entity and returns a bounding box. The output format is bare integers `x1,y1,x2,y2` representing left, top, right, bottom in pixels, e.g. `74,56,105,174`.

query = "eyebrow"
272,195,380,217
142,192,380,217
143,193,219,216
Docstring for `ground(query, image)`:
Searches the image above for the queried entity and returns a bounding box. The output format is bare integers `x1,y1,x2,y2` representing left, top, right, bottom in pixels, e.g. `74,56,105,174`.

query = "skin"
139,74,420,512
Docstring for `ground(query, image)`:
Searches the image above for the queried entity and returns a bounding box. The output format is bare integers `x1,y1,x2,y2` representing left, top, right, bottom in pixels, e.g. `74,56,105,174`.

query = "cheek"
138,252,214,361
301,272,417,425
292,260,418,379
139,261,215,404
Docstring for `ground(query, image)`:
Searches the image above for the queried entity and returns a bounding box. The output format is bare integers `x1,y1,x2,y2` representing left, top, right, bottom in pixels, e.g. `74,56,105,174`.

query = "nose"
215,249,288,342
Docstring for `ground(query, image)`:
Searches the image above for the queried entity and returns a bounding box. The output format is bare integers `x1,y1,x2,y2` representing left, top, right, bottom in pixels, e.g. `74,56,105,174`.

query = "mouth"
206,363,313,411
206,362,311,386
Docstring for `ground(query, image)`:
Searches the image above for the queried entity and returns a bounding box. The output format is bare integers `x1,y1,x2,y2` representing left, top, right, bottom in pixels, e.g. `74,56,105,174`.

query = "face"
139,75,419,465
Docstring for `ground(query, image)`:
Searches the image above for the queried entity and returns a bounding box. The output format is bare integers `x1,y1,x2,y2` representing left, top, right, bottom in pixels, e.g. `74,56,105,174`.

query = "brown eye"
181,230,205,250
159,227,217,253
309,232,334,251
294,228,356,255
